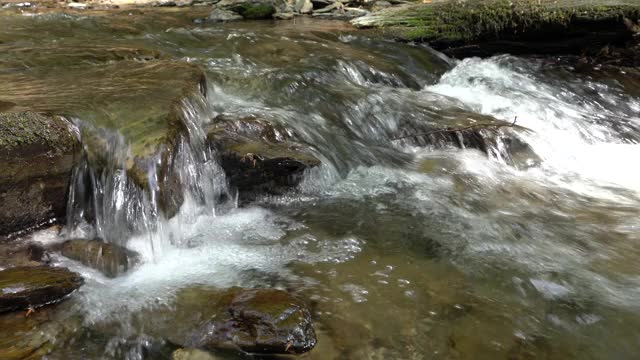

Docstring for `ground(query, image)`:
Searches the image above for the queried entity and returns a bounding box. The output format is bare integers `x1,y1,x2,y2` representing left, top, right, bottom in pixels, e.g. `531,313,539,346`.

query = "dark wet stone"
0,266,83,313
207,115,320,202
187,287,317,354
0,112,80,237
58,239,139,278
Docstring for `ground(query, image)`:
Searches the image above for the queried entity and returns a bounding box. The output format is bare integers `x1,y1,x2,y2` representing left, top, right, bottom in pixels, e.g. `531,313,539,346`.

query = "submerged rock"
172,348,221,360
58,239,139,278
0,242,50,269
207,114,320,201
186,287,317,354
0,266,83,313
352,0,640,58
0,112,80,237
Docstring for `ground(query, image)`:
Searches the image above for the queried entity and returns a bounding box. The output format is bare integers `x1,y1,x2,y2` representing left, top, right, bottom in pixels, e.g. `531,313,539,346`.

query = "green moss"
354,0,640,43
0,112,76,153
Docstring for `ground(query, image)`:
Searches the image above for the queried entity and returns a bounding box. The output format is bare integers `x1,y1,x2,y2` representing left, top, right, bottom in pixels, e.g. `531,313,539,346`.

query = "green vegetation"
353,0,640,45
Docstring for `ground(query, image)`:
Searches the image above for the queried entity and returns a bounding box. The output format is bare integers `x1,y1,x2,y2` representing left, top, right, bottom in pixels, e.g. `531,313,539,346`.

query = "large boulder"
0,112,80,237
57,239,140,278
185,287,317,354
0,266,83,313
352,0,640,58
207,115,320,201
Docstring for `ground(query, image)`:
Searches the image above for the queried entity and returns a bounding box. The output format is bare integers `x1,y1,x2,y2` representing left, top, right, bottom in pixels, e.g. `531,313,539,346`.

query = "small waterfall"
64,86,232,251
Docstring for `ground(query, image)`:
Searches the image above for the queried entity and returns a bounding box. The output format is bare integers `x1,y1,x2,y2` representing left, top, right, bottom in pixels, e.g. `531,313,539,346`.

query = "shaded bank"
352,0,640,58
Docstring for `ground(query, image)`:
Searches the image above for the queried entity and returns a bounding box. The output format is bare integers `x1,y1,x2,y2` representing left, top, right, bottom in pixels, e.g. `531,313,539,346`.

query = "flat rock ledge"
0,266,83,313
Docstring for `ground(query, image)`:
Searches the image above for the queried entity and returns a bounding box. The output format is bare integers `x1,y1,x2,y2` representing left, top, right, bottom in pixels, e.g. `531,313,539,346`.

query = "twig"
392,116,518,141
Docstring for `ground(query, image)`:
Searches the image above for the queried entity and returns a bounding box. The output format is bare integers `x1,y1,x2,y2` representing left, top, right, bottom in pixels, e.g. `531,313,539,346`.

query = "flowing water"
2,6,640,360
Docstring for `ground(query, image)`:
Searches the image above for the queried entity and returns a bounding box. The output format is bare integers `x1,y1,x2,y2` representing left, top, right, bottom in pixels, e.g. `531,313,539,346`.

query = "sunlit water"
2,7,640,359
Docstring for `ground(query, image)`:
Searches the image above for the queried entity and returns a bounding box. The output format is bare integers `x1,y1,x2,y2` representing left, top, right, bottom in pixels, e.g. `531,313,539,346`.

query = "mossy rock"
0,266,83,313
57,239,140,278
352,0,640,57
185,287,317,354
0,112,80,236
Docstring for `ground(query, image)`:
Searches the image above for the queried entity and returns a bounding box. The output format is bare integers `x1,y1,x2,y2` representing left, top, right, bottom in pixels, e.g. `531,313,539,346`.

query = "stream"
2,7,640,359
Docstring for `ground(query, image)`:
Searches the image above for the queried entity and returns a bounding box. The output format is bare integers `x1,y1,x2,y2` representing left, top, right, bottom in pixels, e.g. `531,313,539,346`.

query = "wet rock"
395,111,539,168
0,242,50,269
0,266,83,313
213,0,276,20
206,114,320,201
58,239,139,278
0,306,59,359
186,287,317,354
172,348,221,360
0,112,80,237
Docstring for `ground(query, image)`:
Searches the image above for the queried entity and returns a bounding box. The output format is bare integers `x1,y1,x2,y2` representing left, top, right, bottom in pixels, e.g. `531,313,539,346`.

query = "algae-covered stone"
0,112,80,236
352,0,640,57
206,115,320,200
186,287,317,354
58,239,139,278
0,266,83,313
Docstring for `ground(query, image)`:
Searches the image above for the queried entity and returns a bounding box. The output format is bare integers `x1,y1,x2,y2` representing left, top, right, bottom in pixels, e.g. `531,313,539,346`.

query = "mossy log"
352,0,640,57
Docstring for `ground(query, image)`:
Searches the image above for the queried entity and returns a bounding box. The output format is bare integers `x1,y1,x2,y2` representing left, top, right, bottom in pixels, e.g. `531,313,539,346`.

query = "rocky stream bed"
1,1,640,359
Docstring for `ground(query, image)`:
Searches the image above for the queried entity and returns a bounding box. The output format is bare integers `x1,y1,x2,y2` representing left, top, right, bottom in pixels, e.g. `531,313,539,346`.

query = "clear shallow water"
2,7,640,359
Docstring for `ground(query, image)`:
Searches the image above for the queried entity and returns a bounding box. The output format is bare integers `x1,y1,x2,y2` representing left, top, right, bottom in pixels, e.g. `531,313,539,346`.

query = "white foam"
425,56,640,195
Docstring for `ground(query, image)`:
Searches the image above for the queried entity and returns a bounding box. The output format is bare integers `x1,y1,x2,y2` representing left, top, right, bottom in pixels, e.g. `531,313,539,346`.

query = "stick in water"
392,116,518,141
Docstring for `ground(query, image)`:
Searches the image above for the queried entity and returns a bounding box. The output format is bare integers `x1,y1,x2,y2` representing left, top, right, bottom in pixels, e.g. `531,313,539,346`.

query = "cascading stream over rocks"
0,4,640,360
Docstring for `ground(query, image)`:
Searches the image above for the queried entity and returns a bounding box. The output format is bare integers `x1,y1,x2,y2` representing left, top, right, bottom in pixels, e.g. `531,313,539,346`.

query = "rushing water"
2,7,640,359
